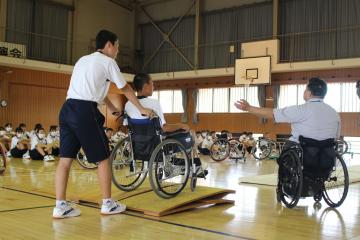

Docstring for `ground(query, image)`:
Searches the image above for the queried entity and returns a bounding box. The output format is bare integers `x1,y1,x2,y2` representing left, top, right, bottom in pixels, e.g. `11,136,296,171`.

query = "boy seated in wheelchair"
235,77,341,198
124,73,207,178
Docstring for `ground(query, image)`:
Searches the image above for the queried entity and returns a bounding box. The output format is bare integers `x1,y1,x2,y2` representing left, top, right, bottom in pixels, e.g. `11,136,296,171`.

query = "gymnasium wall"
0,67,125,132
0,67,359,138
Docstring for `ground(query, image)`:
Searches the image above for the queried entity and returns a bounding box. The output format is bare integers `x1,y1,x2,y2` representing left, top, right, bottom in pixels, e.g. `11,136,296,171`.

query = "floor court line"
0,205,54,213
2,186,252,240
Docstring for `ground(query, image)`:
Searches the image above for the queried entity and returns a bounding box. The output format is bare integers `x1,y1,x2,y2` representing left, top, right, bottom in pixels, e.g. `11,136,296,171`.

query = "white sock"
102,198,112,205
56,200,66,207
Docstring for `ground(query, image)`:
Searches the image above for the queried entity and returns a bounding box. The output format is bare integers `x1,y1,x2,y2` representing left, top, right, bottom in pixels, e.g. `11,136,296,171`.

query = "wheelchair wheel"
210,139,230,162
322,154,349,208
335,140,348,156
228,139,245,160
76,150,98,169
111,137,147,192
252,139,272,160
149,139,190,199
278,150,303,208
0,145,6,175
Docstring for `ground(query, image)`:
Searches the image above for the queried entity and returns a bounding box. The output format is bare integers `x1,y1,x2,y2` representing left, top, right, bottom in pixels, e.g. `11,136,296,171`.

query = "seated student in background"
198,131,212,155
10,127,30,158
245,132,256,154
0,127,10,156
4,123,15,137
30,127,55,161
19,123,31,139
46,125,60,157
111,127,127,143
30,123,43,138
105,128,114,141
210,131,216,141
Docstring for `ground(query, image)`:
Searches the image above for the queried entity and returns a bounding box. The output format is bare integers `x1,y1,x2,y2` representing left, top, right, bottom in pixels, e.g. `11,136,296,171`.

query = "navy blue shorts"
59,99,110,163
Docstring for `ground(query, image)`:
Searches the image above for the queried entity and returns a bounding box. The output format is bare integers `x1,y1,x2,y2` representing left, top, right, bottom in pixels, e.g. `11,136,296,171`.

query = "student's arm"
235,100,274,119
162,123,189,133
121,84,153,117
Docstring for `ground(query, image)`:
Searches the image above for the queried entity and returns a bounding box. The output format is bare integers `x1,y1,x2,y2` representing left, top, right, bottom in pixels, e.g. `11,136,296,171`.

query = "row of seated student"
0,123,60,162
0,123,128,162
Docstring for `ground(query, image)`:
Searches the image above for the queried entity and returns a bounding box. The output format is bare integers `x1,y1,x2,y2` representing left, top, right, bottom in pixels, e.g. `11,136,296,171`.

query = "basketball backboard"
235,56,271,85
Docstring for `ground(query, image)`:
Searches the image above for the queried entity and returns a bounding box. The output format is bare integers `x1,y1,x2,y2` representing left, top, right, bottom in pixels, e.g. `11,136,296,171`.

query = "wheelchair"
110,113,206,199
276,136,349,208
210,137,246,163
76,150,98,169
251,138,275,160
335,139,349,156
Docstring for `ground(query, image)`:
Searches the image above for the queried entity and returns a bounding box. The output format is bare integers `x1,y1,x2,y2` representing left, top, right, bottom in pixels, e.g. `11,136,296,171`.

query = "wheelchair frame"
110,114,205,199
276,140,349,208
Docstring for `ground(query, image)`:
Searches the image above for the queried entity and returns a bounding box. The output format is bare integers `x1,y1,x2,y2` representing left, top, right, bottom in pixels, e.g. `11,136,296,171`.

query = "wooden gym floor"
1,154,360,240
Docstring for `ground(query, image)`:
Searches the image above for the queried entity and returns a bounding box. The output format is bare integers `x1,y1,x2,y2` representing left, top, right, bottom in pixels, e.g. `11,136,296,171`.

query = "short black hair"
105,128,113,132
356,80,360,88
133,73,151,92
49,125,57,132
307,78,327,98
5,123,11,127
34,123,43,130
36,127,45,133
15,127,23,133
19,123,26,128
96,30,118,50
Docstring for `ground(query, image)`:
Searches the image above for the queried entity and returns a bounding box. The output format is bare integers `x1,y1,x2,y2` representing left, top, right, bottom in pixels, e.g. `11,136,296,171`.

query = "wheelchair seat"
126,115,162,162
299,136,335,180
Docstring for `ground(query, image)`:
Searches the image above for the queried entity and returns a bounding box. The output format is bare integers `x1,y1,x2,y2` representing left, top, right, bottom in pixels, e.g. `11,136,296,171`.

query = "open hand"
234,99,251,111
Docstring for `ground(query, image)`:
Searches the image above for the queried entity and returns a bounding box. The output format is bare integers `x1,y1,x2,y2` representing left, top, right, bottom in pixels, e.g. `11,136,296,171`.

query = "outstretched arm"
234,99,274,120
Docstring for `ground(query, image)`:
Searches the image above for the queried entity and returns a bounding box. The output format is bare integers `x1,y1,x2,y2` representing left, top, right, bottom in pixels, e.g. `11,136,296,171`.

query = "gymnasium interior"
0,0,360,239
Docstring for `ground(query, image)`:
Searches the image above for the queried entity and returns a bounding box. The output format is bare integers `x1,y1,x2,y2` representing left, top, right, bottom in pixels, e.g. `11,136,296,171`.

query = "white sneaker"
22,151,30,159
101,200,126,215
53,202,81,219
6,152,11,158
44,155,54,162
49,155,55,161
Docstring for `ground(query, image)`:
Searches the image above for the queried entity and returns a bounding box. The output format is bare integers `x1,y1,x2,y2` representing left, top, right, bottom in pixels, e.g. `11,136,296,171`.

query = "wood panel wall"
0,66,359,137
0,67,125,132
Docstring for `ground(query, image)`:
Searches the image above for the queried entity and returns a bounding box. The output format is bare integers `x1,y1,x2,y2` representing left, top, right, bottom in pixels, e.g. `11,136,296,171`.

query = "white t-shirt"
11,136,21,149
46,134,59,144
31,135,47,150
124,97,166,127
67,52,127,103
201,137,213,149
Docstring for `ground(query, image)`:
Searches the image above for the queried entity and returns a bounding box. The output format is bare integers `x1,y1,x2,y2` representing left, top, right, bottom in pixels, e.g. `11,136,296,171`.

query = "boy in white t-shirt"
10,127,30,158
30,127,55,161
46,125,60,157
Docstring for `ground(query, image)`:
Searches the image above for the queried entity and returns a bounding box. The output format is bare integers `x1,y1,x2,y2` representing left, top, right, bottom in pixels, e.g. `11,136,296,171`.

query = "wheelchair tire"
111,137,147,192
149,139,190,199
76,151,98,169
322,153,349,208
210,139,230,162
278,149,303,208
252,139,273,160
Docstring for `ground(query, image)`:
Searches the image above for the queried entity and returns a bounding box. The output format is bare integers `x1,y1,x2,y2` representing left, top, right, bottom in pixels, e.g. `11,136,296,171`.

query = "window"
151,90,183,113
198,86,259,113
278,84,306,108
230,86,259,113
279,82,359,112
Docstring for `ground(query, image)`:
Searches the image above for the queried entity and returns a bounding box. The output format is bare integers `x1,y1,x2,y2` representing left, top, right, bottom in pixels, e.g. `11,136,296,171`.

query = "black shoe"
196,169,208,178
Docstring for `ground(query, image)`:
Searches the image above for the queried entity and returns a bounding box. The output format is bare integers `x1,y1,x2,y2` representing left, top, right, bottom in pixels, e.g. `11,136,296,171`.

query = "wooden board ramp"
120,187,235,217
